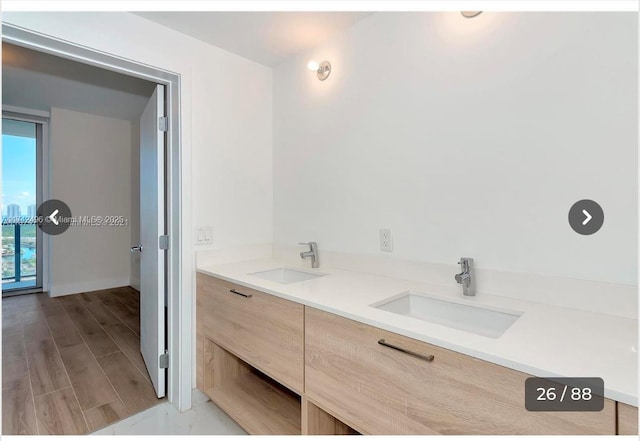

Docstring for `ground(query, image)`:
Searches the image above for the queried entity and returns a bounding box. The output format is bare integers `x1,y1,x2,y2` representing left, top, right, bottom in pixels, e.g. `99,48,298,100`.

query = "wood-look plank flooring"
2,287,162,435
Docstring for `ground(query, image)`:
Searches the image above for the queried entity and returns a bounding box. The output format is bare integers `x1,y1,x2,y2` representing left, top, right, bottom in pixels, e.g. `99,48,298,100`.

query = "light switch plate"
195,226,213,245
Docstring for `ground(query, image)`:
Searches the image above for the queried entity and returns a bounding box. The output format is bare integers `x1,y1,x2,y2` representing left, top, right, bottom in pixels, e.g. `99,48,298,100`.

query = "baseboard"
49,277,131,297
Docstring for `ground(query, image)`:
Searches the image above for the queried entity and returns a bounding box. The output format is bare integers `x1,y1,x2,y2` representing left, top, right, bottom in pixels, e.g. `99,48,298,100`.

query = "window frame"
2,110,49,296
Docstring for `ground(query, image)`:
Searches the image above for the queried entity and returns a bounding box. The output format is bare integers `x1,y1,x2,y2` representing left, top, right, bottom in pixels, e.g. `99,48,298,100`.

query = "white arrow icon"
582,209,592,226
48,209,60,226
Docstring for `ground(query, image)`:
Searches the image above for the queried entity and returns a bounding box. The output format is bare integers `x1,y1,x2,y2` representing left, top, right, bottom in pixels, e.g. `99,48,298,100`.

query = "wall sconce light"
307,60,331,81
461,11,483,18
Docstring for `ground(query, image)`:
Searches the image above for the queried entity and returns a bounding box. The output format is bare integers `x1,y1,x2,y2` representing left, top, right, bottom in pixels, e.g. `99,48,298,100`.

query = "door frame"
2,23,192,411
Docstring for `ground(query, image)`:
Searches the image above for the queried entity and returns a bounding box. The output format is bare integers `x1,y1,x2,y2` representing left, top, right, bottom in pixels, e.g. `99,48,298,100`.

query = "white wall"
273,12,638,286
49,108,132,296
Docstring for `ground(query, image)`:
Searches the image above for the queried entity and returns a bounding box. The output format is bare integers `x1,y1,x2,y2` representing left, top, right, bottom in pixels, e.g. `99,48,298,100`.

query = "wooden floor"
2,287,163,435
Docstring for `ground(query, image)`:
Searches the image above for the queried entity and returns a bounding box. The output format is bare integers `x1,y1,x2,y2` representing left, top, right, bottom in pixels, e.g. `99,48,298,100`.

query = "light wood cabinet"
304,307,616,435
618,403,638,435
197,272,623,436
197,273,304,394
197,274,305,435
302,397,359,435
204,339,302,435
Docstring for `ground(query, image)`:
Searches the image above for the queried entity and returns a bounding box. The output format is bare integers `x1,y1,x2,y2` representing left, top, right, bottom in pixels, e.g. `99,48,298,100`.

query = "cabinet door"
305,307,615,435
618,403,638,435
198,274,304,394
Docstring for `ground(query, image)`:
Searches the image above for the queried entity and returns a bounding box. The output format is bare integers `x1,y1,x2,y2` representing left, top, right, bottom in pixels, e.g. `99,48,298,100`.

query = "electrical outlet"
195,226,213,245
379,228,393,252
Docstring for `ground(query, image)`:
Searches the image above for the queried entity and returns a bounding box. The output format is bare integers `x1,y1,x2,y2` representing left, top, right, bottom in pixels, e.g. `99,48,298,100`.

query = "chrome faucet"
455,257,476,296
299,242,319,268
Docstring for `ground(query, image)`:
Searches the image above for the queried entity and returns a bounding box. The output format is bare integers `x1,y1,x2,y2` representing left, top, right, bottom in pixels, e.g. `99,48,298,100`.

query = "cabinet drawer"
305,307,615,435
197,273,304,394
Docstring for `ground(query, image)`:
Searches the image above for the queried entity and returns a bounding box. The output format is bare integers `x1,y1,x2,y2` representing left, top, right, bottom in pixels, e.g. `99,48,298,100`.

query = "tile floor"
91,389,246,435
2,287,163,435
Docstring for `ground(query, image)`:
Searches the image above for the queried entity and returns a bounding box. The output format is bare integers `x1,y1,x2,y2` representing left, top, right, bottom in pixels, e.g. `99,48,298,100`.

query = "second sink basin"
248,267,325,284
372,291,522,338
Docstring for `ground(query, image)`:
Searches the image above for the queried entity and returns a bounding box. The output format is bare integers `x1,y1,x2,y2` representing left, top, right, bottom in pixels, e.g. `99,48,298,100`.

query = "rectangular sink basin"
248,268,325,284
372,291,522,338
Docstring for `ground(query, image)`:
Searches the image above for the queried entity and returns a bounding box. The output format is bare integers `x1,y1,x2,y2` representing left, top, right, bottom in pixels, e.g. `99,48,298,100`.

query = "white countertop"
197,258,638,406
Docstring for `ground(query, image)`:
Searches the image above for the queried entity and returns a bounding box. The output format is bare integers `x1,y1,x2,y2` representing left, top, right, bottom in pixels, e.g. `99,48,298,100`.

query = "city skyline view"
2,128,38,287
5,203,37,217
2,125,38,289
2,133,36,218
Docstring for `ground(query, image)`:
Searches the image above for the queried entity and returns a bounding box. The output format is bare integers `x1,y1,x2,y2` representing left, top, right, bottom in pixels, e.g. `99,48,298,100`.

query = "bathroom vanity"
195,262,637,435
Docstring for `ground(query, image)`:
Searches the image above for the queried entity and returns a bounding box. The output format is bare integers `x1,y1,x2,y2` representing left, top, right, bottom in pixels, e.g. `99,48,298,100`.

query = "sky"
2,134,36,217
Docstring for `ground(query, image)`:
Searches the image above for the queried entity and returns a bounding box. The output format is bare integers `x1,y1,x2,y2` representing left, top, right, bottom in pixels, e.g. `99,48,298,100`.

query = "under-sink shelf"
303,397,362,435
202,338,302,435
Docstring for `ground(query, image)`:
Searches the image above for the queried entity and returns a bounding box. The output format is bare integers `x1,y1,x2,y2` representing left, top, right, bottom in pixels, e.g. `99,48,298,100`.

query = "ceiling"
133,12,373,67
2,43,156,120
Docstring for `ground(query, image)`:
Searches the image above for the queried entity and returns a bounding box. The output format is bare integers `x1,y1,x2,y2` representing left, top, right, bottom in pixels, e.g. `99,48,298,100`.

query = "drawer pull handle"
229,288,252,298
378,339,434,362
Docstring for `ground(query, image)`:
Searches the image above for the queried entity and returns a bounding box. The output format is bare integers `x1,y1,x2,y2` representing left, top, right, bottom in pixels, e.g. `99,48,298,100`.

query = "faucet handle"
298,242,310,246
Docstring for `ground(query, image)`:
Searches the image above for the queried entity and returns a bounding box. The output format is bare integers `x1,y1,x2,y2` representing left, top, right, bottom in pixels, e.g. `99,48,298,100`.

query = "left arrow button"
48,209,60,226
36,199,72,236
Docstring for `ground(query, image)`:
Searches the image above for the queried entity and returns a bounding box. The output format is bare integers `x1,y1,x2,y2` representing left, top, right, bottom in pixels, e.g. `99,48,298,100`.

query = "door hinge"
158,116,168,132
159,351,169,369
159,235,169,250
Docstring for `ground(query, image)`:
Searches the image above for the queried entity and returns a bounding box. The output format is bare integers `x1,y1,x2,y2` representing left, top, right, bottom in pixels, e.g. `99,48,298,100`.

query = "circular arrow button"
37,199,72,236
568,200,604,235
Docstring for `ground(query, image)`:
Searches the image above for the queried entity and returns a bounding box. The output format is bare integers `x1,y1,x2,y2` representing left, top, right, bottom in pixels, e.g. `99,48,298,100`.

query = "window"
2,116,44,294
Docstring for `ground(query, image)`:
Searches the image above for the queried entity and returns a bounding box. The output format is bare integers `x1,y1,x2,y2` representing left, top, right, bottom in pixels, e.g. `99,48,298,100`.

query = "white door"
139,85,166,398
